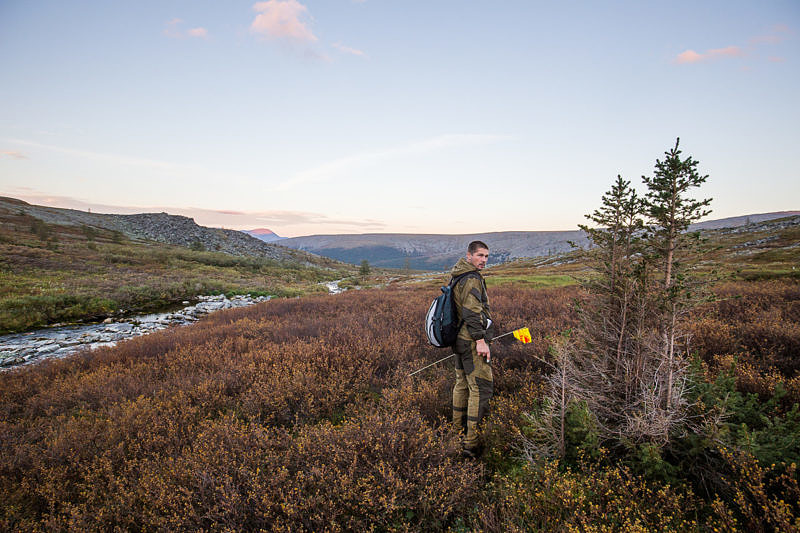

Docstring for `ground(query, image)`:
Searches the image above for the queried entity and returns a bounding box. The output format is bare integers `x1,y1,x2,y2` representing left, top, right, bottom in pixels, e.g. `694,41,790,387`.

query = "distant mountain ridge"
0,197,317,264
243,228,285,243
280,231,585,271
279,211,800,270
4,196,796,271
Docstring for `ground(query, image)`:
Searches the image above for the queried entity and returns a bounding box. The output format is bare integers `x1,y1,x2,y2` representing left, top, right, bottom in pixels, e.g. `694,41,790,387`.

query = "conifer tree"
524,140,712,458
579,175,644,376
642,138,712,409
643,138,711,291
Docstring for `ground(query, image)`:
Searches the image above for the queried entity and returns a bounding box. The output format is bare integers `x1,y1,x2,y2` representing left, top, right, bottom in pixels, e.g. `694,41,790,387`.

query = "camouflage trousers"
452,337,493,450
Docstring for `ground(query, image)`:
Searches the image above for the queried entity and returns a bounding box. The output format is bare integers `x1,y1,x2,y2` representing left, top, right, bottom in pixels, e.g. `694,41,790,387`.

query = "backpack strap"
449,270,481,287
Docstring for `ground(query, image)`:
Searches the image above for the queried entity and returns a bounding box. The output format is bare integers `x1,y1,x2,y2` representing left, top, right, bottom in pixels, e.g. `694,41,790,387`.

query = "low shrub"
0,279,797,530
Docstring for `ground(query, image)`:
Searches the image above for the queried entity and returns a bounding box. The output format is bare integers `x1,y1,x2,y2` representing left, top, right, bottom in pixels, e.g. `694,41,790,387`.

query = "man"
451,240,493,458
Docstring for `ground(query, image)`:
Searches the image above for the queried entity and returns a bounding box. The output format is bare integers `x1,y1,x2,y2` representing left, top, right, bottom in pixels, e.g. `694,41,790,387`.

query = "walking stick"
408,328,526,376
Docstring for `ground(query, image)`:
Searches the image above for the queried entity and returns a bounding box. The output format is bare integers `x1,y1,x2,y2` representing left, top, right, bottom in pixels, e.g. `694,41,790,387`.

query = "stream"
0,294,270,370
1,279,348,371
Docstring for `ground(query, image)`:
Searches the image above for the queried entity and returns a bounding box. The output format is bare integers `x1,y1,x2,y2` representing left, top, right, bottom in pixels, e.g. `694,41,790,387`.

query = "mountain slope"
0,197,314,264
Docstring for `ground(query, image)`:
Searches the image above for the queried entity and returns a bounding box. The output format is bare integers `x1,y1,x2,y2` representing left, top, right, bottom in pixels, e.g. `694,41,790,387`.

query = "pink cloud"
0,150,28,160
675,50,703,64
768,56,786,63
709,46,745,58
750,24,793,46
251,0,317,43
164,19,208,39
678,25,793,67
675,45,744,64
749,34,782,45
187,27,208,38
333,42,366,57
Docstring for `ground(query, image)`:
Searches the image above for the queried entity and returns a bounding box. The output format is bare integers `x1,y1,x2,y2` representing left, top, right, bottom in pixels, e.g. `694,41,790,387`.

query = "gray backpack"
425,272,478,347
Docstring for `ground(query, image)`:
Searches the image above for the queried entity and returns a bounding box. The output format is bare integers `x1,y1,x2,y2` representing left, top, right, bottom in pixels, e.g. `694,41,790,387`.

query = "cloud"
677,25,793,66
749,24,792,45
749,34,782,45
3,138,200,174
247,210,386,230
187,27,208,38
675,45,744,64
164,19,208,39
333,42,366,57
1,192,148,215
0,150,28,160
278,134,512,191
674,50,703,64
251,0,317,43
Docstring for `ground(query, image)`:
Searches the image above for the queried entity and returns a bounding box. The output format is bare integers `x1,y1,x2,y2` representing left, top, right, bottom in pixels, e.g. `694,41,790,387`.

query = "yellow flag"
513,327,532,344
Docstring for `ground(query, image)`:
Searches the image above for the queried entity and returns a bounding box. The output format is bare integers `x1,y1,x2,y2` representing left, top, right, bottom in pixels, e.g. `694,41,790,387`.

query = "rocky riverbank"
0,294,271,370
324,279,345,294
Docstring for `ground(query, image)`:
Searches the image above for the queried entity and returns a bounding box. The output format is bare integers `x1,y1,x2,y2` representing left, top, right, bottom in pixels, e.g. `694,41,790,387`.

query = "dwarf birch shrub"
0,274,797,530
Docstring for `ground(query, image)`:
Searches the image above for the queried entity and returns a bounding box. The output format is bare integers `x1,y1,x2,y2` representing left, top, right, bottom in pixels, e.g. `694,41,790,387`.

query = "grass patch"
485,274,577,289
0,294,116,333
734,268,800,281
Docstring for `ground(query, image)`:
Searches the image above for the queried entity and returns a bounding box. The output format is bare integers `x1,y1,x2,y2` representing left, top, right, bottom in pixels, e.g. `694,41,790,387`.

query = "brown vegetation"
1,277,798,530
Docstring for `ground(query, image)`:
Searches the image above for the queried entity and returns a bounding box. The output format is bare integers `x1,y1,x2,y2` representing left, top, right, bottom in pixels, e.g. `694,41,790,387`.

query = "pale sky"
1,1,798,237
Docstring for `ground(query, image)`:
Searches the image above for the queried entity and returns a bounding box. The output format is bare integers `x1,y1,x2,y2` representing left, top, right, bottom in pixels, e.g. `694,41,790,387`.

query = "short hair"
467,240,489,254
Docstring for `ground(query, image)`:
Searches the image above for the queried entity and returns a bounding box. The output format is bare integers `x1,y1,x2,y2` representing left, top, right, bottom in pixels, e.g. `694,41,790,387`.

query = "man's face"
466,247,489,270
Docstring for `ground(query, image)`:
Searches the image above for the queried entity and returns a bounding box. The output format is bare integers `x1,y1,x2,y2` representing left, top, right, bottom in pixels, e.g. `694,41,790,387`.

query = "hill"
0,198,353,333
279,211,800,269
0,197,301,262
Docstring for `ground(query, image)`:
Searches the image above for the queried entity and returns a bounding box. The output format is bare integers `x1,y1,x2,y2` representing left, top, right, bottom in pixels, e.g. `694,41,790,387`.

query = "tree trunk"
559,364,566,458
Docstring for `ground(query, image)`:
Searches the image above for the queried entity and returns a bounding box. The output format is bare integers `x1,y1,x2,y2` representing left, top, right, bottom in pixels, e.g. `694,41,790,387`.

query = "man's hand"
476,338,491,363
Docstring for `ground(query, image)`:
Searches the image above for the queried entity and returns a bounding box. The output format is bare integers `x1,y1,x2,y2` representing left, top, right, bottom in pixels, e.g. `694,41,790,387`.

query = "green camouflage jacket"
450,257,493,342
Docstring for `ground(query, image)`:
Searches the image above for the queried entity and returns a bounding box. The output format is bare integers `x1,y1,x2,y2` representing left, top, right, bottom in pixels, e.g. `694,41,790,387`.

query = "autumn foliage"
1,279,799,530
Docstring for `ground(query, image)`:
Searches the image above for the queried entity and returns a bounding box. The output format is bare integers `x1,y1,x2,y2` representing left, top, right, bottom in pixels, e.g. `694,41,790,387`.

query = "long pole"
408,330,517,376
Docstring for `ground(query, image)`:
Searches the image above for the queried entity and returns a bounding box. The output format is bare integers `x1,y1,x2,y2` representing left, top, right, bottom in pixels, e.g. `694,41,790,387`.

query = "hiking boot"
461,446,482,459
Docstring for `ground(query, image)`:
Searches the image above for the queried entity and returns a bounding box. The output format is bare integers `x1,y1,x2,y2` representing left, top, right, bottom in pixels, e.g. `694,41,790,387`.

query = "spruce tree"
578,175,644,376
643,138,712,291
524,140,713,459
642,138,712,409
